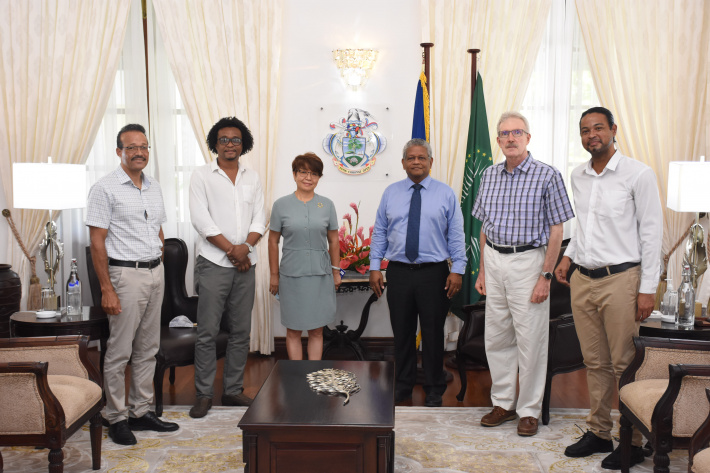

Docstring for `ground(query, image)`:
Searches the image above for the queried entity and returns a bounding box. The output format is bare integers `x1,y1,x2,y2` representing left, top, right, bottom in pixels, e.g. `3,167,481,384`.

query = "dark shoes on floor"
564,430,614,457
222,392,253,406
189,397,212,418
601,445,645,470
424,393,442,407
108,420,137,446
128,412,179,432
395,391,412,404
480,406,517,427
517,417,538,436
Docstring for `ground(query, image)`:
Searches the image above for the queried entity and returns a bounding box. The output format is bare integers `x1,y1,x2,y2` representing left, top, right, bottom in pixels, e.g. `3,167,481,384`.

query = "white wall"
270,0,422,337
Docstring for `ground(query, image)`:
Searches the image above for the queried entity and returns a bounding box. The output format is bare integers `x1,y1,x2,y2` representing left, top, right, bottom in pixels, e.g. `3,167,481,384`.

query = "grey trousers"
194,255,254,398
104,263,164,423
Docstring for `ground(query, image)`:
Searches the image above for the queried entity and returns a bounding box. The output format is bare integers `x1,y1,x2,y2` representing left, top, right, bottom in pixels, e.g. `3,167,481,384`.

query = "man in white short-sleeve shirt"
87,123,178,445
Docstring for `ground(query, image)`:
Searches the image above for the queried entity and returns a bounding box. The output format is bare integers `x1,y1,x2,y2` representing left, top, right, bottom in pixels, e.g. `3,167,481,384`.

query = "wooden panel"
272,443,362,473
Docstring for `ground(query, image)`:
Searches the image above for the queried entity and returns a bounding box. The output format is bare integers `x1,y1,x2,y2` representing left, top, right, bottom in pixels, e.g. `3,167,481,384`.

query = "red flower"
349,202,359,215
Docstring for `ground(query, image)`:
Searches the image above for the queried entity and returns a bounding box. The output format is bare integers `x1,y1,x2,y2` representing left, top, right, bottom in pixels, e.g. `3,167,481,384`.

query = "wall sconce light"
332,49,378,91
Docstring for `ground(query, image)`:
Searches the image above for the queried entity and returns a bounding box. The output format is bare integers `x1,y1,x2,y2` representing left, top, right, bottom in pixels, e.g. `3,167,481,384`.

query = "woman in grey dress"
268,153,342,360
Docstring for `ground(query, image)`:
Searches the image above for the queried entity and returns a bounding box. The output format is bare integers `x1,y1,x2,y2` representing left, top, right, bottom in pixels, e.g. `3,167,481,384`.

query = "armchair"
454,239,585,425
689,388,710,473
618,336,710,473
0,335,103,472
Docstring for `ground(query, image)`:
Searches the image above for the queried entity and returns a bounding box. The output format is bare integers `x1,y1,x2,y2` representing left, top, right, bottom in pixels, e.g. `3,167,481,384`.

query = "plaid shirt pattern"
471,153,574,247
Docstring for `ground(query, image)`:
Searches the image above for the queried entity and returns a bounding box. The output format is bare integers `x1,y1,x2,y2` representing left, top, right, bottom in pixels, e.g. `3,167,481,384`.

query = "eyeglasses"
498,129,528,138
218,137,243,146
296,170,320,178
124,145,150,153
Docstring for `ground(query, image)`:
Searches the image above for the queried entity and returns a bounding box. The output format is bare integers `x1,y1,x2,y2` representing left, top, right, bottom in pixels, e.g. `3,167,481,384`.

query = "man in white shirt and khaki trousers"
189,117,266,418
555,107,662,470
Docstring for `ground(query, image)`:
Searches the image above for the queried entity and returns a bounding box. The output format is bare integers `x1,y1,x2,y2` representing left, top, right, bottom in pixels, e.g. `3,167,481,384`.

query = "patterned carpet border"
0,407,691,472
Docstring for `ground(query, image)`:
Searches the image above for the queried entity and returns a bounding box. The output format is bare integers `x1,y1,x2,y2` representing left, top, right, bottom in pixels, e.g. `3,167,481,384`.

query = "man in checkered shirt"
87,124,178,445
471,111,574,437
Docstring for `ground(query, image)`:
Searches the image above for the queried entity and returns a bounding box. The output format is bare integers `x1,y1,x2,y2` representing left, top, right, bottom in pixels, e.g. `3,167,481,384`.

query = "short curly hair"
206,117,254,155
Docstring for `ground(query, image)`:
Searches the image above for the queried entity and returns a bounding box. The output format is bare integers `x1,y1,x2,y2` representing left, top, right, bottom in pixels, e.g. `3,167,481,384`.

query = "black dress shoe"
424,393,442,407
128,412,179,432
564,430,613,457
395,391,412,404
601,445,645,470
108,420,137,445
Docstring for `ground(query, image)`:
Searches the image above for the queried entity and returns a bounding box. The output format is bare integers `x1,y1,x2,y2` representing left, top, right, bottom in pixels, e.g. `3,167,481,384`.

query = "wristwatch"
245,242,254,254
541,271,553,280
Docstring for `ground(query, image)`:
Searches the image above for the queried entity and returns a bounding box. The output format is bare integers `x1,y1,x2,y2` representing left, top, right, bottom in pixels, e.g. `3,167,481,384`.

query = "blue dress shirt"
370,176,467,274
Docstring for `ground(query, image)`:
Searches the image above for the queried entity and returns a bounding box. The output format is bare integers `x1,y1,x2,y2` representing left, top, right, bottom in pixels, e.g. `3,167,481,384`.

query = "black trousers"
386,261,450,396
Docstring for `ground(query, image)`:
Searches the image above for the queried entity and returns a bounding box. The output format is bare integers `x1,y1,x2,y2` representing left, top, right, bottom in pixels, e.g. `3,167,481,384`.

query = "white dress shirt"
565,151,662,294
189,159,266,267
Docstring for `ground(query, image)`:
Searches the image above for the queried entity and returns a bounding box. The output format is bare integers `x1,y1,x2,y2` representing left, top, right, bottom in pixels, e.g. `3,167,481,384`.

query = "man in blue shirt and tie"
369,138,466,407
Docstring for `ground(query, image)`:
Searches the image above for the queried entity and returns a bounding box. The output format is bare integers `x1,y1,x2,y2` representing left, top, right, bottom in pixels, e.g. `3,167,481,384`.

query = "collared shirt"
86,166,166,261
471,153,574,246
565,151,662,293
189,159,266,267
369,175,466,273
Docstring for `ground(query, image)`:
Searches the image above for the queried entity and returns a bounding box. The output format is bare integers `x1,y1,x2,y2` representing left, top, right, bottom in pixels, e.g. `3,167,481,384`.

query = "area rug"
0,407,691,472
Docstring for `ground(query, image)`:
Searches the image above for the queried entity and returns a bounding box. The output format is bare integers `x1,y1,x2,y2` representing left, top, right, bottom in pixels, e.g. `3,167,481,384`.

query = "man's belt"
486,239,537,254
108,258,162,269
388,261,447,270
577,261,640,279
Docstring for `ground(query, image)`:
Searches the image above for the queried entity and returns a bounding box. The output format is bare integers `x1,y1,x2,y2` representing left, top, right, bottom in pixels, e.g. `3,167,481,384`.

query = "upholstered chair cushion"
619,379,667,431
693,449,710,473
48,375,103,426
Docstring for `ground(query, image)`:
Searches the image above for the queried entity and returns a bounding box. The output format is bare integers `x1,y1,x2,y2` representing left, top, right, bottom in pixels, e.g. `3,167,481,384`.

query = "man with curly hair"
189,117,266,418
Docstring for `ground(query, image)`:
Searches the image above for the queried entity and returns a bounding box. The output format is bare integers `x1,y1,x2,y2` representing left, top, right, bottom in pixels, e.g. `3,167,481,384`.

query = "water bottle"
678,265,695,329
660,278,678,324
66,258,82,316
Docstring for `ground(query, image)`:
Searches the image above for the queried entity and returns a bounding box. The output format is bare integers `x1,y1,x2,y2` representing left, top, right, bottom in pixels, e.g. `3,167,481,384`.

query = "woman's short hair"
205,116,254,155
292,153,324,176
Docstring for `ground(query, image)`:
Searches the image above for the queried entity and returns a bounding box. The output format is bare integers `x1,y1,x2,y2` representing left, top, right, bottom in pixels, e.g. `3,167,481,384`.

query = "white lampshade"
13,162,87,210
667,161,710,213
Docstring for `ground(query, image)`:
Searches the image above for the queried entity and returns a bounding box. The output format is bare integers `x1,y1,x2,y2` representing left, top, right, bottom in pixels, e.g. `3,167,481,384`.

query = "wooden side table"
640,319,710,341
323,273,386,360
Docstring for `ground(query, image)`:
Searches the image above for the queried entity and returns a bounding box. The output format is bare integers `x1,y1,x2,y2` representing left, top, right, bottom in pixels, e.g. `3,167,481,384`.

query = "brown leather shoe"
480,406,517,427
517,416,539,436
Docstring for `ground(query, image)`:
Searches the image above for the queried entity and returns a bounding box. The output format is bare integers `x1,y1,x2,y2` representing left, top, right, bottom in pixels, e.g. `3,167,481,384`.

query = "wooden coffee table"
239,360,395,473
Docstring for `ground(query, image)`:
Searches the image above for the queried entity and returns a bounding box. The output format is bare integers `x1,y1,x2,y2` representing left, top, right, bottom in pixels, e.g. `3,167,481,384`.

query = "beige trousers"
570,266,643,446
484,245,549,419
104,263,164,424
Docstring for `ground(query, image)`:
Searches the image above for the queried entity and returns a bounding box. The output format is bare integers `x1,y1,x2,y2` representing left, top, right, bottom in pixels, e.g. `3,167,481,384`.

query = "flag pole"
421,42,433,89
467,48,480,97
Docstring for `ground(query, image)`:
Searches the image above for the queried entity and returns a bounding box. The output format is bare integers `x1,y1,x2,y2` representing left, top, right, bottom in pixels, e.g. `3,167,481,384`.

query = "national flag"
411,71,430,141
452,72,493,318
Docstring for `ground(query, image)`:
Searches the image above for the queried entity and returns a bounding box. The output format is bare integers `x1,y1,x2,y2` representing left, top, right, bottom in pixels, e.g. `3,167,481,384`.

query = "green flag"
452,72,492,318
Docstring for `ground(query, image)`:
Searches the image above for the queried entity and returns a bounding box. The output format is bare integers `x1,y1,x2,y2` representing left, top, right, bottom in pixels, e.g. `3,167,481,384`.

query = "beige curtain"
152,0,282,354
0,0,131,307
421,0,552,193
576,0,710,286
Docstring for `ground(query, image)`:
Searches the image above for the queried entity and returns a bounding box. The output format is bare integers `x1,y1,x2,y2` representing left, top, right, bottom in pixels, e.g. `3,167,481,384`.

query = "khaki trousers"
570,266,643,446
104,263,164,424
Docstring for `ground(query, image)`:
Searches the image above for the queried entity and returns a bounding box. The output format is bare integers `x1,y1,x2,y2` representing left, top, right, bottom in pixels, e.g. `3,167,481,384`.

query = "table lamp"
667,159,710,288
12,158,87,307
